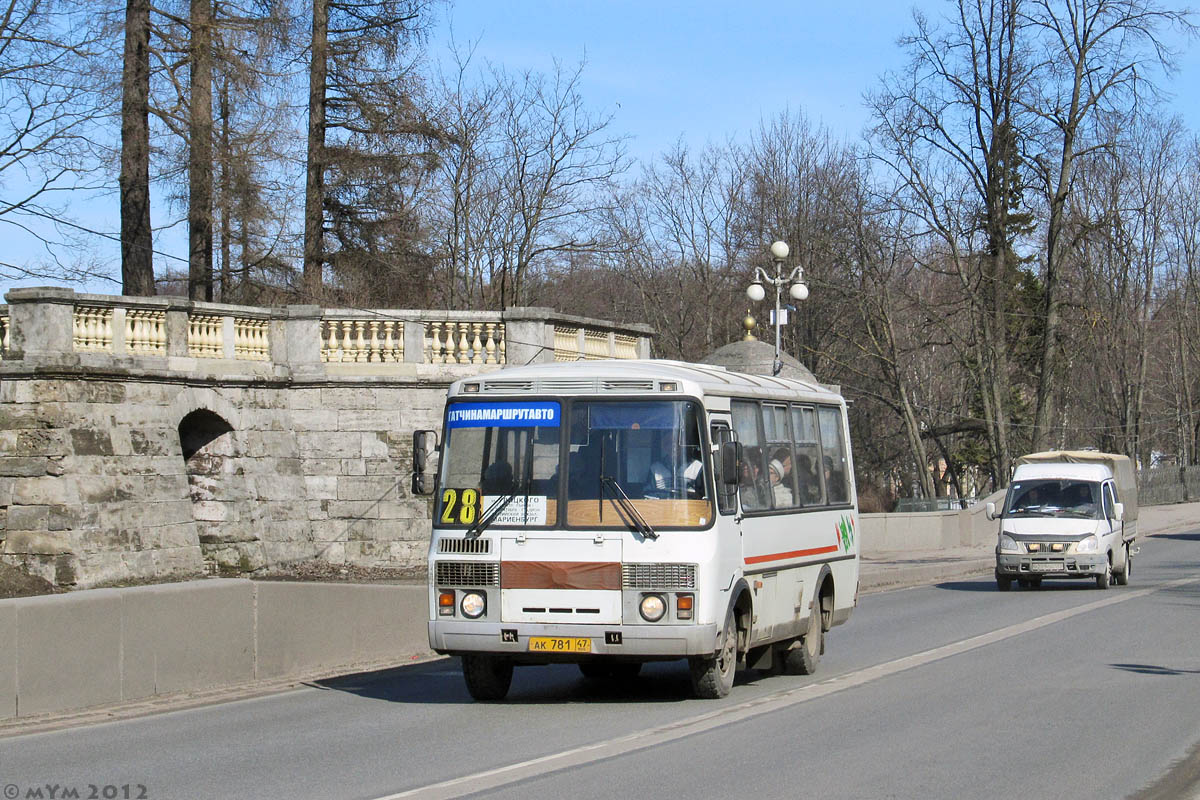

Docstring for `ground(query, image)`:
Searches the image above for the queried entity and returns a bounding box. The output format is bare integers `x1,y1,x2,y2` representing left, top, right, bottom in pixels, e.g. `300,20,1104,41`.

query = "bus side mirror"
720,441,740,485
412,430,437,495
985,502,997,521
1113,502,1124,522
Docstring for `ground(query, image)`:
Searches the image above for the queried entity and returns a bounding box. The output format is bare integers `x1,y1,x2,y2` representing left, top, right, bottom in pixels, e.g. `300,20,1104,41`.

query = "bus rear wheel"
462,654,513,702
690,608,736,699
785,600,823,676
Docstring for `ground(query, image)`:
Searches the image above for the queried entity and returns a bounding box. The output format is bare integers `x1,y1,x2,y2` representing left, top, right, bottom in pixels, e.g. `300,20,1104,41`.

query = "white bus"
414,359,859,700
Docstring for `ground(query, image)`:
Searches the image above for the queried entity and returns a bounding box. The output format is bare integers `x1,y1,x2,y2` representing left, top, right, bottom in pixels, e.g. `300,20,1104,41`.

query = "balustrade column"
3,287,76,359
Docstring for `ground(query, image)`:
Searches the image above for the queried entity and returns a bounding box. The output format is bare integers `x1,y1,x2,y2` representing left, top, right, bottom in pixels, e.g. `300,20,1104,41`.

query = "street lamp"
746,240,809,375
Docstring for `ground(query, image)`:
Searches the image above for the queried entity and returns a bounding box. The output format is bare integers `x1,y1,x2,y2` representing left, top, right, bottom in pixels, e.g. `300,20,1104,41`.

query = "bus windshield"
565,400,711,529
437,400,562,529
436,398,713,530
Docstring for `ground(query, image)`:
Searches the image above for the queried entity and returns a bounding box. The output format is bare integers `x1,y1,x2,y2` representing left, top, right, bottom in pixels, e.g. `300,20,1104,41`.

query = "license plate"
528,636,591,653
1031,561,1061,572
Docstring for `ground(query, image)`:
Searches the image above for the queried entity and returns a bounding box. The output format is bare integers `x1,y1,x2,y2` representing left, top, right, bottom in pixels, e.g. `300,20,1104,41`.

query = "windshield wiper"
601,476,658,540
465,490,518,539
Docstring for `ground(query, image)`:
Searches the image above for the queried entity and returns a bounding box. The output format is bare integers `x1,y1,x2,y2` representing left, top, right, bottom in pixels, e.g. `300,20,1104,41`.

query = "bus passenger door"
709,418,742,620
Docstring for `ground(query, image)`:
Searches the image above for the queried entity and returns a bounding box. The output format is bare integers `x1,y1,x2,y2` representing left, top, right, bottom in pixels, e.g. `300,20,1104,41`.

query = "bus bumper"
429,620,720,659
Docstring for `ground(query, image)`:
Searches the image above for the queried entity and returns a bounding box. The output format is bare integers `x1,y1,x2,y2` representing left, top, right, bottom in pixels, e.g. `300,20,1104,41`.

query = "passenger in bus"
768,458,793,506
795,453,821,505
739,447,771,510
824,456,847,503
645,435,703,499
481,461,515,495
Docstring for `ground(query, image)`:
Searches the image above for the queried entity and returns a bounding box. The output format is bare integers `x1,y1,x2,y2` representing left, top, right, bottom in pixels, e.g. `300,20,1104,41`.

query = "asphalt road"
3,529,1199,800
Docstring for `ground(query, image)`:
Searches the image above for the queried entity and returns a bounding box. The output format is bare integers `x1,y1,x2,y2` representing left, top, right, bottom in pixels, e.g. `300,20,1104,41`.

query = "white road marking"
378,577,1197,800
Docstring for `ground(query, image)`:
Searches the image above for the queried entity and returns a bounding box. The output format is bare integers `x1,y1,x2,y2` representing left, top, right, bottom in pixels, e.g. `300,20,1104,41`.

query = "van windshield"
1005,479,1102,519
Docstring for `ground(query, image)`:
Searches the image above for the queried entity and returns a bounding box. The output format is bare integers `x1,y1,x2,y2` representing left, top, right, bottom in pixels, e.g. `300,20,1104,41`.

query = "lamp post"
746,240,809,376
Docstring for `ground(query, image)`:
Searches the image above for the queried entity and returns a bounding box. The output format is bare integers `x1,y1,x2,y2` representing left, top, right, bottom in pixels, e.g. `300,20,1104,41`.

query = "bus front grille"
435,561,500,587
622,563,697,590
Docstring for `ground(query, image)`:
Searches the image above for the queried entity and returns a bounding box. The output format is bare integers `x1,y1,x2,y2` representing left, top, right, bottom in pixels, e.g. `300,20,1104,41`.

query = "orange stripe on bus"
744,545,839,565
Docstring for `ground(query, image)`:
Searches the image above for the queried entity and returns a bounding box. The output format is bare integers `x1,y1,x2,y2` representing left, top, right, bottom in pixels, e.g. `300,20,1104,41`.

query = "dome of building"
700,338,819,384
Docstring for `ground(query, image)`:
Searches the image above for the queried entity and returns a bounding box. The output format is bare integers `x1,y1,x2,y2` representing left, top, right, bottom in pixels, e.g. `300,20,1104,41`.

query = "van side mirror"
412,430,437,495
1113,502,1124,522
720,441,740,485
985,501,997,521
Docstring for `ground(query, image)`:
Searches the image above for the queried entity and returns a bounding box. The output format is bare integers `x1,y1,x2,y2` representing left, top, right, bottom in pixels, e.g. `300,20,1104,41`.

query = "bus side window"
731,400,768,512
817,406,850,504
763,403,796,509
791,405,824,507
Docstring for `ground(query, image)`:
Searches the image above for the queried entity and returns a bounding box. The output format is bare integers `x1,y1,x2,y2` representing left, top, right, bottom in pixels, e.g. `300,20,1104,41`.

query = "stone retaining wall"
0,289,652,588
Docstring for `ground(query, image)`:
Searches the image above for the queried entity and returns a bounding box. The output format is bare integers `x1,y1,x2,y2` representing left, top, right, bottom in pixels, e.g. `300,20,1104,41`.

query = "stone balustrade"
0,289,652,375
0,288,653,590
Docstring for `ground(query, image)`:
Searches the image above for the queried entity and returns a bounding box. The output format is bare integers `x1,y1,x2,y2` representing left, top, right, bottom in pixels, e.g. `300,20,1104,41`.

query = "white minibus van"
414,359,859,700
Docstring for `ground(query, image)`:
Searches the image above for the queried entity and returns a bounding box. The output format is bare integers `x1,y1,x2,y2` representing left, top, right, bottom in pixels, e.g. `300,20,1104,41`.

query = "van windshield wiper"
601,476,658,540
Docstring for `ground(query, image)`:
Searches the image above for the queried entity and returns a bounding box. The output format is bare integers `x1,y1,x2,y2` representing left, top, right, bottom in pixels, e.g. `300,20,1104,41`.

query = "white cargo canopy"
1013,450,1138,522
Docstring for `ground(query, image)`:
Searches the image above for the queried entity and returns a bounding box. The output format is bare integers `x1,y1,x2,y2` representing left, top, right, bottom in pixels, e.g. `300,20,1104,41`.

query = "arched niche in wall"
178,408,264,573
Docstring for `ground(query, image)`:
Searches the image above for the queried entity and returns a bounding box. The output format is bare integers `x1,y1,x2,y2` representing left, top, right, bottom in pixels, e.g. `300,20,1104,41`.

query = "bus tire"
785,600,823,676
690,608,736,699
579,662,642,680
462,655,513,702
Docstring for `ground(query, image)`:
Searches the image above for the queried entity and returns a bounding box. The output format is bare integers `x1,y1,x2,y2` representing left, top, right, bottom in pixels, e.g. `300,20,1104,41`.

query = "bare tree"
188,0,214,300
432,58,627,310
1023,0,1194,450
868,0,1037,483
121,0,155,294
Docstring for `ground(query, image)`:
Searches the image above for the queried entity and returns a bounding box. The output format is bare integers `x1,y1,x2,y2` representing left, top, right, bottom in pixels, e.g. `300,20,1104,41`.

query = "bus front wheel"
690,608,737,699
462,654,513,702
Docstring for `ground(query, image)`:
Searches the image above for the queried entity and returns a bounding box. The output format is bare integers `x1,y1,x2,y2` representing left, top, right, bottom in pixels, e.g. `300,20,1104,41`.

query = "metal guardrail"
894,497,970,513
1138,466,1200,506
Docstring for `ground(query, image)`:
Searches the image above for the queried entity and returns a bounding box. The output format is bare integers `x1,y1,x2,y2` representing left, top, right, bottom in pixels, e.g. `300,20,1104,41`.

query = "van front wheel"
1115,546,1131,586
1096,557,1112,590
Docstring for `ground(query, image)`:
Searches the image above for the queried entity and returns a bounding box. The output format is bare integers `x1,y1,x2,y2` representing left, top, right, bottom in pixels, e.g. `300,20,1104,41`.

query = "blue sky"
435,0,1200,161
434,1,921,160
3,0,1198,298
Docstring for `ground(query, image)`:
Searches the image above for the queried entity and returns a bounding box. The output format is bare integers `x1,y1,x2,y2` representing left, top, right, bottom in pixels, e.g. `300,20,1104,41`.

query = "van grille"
622,563,697,590
438,538,492,555
435,561,500,587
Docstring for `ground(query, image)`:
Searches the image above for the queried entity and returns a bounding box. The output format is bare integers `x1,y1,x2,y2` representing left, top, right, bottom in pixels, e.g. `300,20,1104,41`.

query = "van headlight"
999,534,1021,553
1074,535,1099,553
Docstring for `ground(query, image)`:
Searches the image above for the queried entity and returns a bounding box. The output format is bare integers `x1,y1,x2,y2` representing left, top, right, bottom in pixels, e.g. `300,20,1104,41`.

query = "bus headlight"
998,534,1021,552
1075,535,1099,553
460,591,486,619
639,594,667,622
